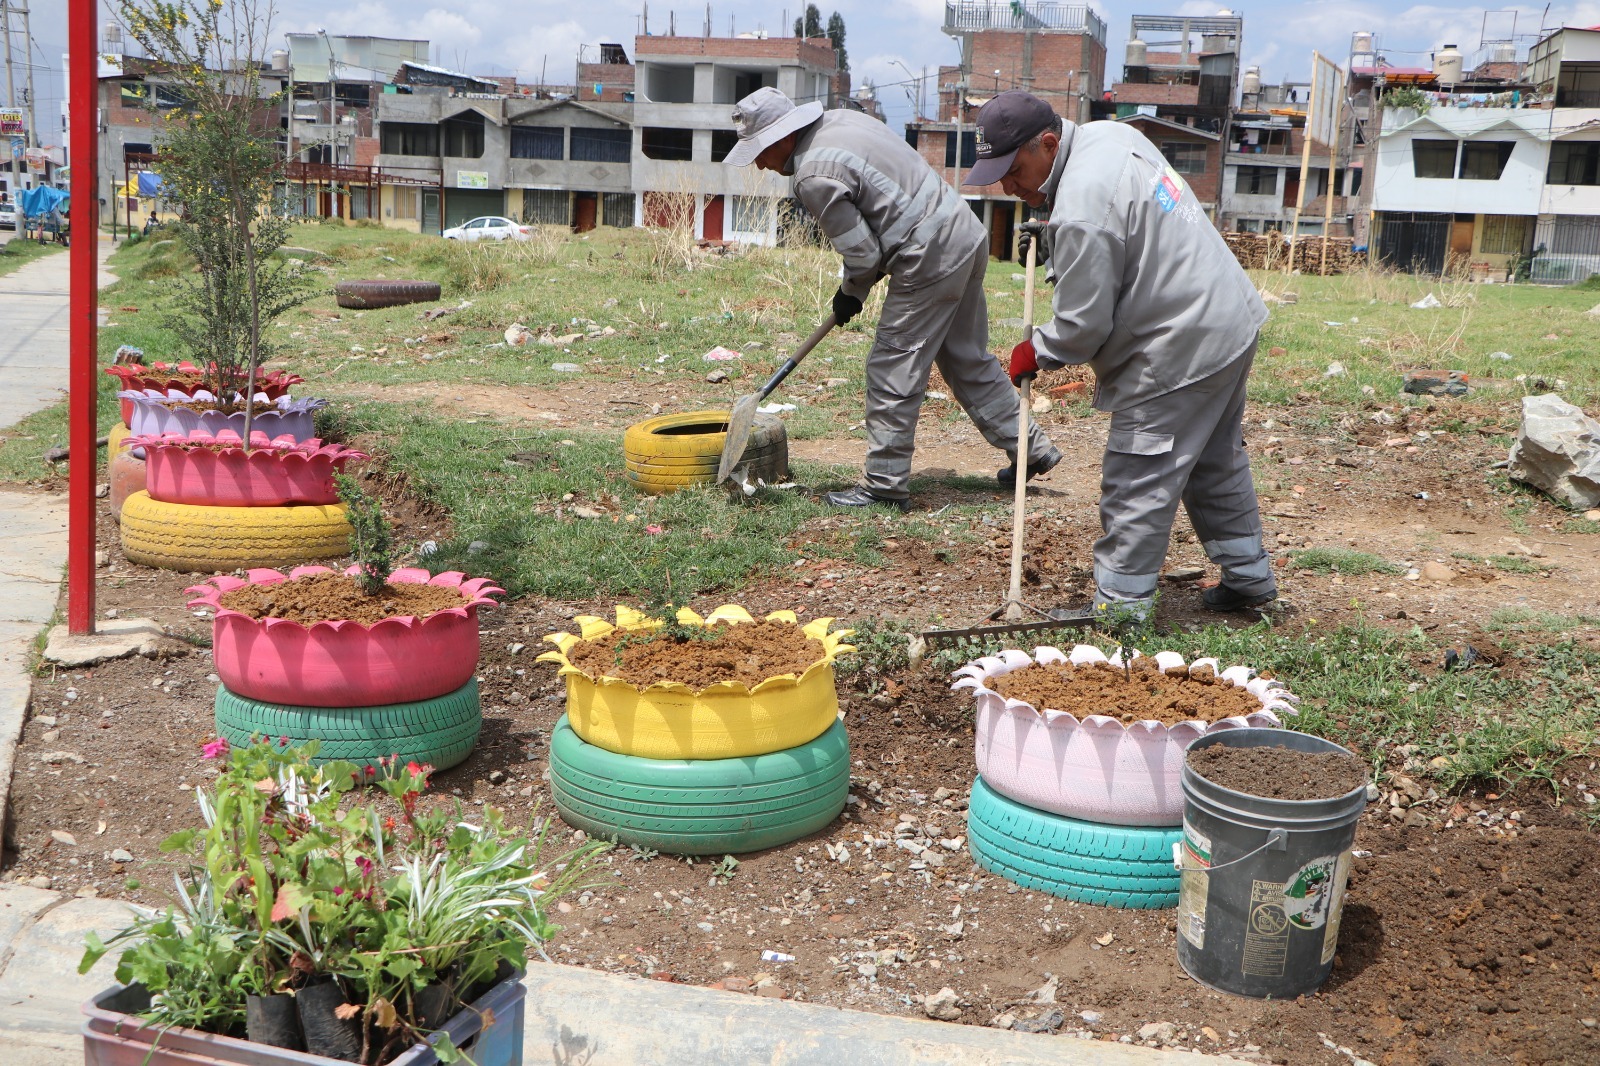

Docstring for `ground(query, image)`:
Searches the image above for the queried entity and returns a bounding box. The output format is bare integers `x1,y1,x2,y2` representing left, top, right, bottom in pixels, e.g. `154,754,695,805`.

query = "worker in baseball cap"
966,90,1275,623
725,86,1060,511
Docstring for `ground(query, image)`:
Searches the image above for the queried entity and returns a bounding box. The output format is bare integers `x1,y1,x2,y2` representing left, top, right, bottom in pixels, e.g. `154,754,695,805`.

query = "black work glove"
831,288,864,327
1017,219,1050,267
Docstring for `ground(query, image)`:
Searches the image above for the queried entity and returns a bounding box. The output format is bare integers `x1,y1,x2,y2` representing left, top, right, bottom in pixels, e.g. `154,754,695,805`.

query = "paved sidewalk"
0,239,117,429
0,882,1243,1066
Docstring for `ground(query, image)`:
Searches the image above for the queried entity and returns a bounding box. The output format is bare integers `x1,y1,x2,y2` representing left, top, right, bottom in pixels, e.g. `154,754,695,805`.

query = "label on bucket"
1241,879,1290,978
1177,821,1212,948
1283,855,1341,932
1320,851,1354,965
1181,822,1212,868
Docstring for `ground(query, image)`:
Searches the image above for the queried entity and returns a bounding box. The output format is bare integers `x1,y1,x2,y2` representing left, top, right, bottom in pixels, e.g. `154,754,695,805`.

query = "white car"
442,216,531,242
0,202,16,230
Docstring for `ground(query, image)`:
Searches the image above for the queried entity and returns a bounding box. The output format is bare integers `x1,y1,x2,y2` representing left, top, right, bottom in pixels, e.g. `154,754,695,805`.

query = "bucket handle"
1173,828,1289,873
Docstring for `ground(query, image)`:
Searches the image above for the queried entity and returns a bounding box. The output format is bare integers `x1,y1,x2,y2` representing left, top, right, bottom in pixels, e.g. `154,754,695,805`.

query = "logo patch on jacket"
1153,165,1185,213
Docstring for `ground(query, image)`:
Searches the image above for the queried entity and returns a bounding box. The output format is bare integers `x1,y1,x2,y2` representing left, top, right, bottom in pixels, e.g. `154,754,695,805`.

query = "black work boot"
1201,584,1279,612
997,448,1063,489
824,486,910,513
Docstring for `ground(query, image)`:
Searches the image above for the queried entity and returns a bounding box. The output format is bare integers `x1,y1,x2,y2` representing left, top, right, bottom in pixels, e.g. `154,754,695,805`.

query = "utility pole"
2,1,18,192
18,1,34,169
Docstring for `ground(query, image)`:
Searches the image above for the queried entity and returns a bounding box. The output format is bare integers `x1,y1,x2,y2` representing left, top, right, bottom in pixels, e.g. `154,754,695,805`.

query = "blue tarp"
19,184,68,219
136,171,165,197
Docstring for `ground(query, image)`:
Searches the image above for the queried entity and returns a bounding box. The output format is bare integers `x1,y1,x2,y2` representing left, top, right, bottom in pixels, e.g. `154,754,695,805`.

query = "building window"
380,122,439,157
510,126,564,160
1412,139,1458,179
441,113,485,158
731,195,773,234
1234,166,1276,195
392,187,419,220
944,131,978,170
122,142,154,159
571,127,630,163
711,129,739,163
641,127,694,161
1478,214,1528,255
1161,142,1207,175
1458,141,1513,180
522,188,571,225
602,192,635,227
1548,141,1600,185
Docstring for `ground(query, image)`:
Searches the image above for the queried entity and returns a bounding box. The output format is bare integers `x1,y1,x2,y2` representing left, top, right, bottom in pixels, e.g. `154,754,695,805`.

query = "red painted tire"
333,280,442,310
108,449,147,523
187,565,504,708
109,364,302,425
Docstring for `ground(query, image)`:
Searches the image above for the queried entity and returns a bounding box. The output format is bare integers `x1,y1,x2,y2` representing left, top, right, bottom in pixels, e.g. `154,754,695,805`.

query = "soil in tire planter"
217,572,468,625
160,399,283,416
1187,744,1368,801
992,658,1263,724
566,619,824,691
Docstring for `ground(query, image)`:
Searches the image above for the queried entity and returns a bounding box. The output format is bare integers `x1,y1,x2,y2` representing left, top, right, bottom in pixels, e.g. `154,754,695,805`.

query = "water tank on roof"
1351,31,1374,57
1492,42,1517,65
270,49,290,72
103,22,123,50
1242,66,1261,95
1126,38,1147,67
1434,43,1463,86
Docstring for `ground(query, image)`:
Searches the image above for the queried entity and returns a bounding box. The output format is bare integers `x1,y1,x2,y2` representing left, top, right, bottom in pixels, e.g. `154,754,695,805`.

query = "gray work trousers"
861,246,1058,499
1094,340,1275,617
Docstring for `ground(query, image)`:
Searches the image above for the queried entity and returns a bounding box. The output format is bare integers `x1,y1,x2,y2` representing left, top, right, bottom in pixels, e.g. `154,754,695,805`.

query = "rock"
467,540,490,554
923,987,962,1021
76,886,100,898
39,752,85,765
1079,1010,1103,1026
504,323,534,345
110,848,134,863
1023,974,1058,1004
697,922,715,933
1587,509,1600,522
1013,1009,1064,1034
1137,1021,1178,1044
857,962,877,979
1507,394,1600,509
1163,565,1204,582
50,830,78,846
1403,370,1468,397
755,983,787,999
39,729,59,744
706,369,729,384
1393,775,1425,802
990,1013,1017,1029
933,787,954,801
1030,394,1052,414
95,483,110,498
27,875,52,889
488,770,506,785
550,362,581,372
1324,361,1346,377
1420,561,1456,583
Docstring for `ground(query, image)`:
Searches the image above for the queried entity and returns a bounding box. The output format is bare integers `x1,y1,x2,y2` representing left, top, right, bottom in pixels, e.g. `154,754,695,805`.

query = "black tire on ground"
333,279,443,310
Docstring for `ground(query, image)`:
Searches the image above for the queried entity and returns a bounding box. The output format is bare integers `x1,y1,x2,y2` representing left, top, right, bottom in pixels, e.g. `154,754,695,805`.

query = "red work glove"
1008,338,1039,386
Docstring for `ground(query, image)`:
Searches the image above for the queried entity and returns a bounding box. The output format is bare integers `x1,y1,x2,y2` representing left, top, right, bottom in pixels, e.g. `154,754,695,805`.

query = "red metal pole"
66,0,97,634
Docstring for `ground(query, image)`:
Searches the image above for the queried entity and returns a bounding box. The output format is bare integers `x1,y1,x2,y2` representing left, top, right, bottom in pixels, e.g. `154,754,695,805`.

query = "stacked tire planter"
623,409,788,494
103,363,303,523
951,645,1299,909
117,397,349,572
187,565,504,772
537,605,854,855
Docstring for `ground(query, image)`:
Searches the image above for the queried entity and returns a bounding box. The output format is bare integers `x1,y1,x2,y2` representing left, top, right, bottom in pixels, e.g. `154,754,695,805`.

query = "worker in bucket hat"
725,86,1059,511
966,90,1275,623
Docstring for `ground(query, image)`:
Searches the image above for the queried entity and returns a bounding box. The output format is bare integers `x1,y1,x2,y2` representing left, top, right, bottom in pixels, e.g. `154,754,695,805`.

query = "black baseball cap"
964,90,1057,187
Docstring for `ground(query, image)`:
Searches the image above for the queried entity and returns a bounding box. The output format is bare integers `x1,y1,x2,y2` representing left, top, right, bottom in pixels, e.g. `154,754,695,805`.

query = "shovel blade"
716,394,761,483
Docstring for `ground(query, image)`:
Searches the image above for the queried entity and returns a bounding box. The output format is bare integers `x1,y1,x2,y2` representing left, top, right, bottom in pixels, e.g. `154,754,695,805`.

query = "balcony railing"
943,1,1107,43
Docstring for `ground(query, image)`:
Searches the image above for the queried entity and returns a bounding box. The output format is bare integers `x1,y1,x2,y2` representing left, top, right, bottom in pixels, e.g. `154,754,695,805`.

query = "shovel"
715,314,837,484
919,240,1096,650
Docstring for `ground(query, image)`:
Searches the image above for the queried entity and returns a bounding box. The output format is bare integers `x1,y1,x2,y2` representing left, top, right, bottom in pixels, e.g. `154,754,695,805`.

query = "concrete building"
906,1,1108,259
1220,80,1361,237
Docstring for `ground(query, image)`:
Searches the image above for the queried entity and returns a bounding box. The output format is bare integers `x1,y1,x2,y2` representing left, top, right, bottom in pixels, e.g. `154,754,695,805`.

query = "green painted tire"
967,776,1181,909
549,714,847,855
214,681,481,771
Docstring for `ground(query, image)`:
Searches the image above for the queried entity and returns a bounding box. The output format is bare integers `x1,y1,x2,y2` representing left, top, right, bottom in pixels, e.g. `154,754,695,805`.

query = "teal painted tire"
968,776,1181,909
549,715,848,855
214,681,482,771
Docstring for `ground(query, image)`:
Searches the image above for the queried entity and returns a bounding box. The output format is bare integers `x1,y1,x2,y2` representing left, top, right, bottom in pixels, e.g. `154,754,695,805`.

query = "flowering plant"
80,739,604,1063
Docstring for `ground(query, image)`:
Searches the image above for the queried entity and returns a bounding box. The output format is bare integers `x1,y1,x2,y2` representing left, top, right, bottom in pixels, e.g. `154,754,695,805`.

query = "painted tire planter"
106,362,303,426
120,388,326,442
188,565,504,708
126,429,367,507
538,605,854,760
953,646,1296,828
967,776,1182,909
107,449,146,523
214,680,482,772
549,715,849,855
120,492,352,571
622,409,787,495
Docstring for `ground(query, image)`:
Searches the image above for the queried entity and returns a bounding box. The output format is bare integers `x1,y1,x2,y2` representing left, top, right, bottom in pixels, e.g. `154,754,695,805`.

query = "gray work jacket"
1032,120,1267,412
791,111,985,299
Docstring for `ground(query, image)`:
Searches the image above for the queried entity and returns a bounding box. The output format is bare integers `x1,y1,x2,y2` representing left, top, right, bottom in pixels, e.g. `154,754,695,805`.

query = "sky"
20,1,1600,146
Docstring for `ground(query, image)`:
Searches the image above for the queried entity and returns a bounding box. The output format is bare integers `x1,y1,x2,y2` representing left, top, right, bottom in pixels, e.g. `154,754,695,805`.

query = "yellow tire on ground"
119,491,351,572
107,421,130,457
622,409,787,494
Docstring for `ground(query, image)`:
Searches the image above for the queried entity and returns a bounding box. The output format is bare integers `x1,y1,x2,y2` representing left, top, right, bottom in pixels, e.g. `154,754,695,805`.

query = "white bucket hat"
725,87,824,167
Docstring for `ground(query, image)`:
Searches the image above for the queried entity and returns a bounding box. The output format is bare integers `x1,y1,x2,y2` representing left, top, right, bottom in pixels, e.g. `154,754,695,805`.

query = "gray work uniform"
791,111,1057,499
1032,120,1274,613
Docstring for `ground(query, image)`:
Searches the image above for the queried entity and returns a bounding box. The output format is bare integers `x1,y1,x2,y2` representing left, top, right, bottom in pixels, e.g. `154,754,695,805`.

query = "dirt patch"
216,572,468,625
1188,744,1368,801
993,658,1264,725
565,618,825,691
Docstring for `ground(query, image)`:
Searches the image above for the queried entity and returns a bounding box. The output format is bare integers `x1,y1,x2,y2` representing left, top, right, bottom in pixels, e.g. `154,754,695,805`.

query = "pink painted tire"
187,565,504,708
126,430,367,507
107,363,303,426
953,646,1298,828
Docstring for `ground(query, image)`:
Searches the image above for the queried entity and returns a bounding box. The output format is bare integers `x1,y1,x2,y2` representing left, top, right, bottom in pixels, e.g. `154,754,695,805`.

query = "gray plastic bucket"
1175,728,1369,999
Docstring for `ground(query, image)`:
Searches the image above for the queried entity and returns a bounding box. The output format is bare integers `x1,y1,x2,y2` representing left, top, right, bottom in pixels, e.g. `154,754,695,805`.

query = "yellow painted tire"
622,409,787,495
108,421,130,457
539,605,853,760
119,491,351,572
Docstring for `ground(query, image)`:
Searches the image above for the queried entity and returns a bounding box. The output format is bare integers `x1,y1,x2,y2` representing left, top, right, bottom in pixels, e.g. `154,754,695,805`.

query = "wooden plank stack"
1223,231,1362,275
